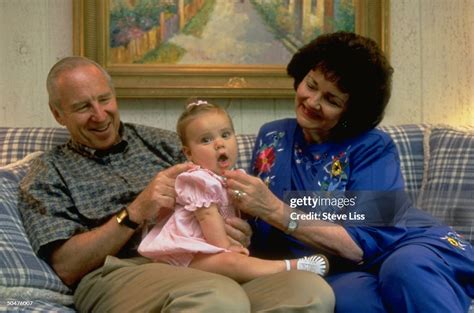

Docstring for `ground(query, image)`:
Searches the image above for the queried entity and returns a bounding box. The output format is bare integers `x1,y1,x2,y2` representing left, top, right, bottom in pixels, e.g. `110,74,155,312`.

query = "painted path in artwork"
169,0,292,65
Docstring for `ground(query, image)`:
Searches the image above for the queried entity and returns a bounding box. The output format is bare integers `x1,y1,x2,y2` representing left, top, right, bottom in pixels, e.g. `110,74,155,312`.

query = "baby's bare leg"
190,252,286,283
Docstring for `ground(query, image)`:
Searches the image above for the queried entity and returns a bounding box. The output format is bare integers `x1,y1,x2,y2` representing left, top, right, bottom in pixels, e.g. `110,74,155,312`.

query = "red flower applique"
255,147,276,173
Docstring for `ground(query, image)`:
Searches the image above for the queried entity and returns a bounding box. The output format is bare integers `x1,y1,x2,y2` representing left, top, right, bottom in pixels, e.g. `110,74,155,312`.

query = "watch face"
116,207,140,230
287,219,298,234
116,209,128,223
289,220,298,229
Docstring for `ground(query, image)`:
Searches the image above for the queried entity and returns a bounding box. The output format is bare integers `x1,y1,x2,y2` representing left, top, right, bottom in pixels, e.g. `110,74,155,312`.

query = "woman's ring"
233,189,246,200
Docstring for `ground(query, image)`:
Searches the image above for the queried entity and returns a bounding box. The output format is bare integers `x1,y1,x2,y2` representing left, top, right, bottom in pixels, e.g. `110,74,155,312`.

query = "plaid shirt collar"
66,122,129,159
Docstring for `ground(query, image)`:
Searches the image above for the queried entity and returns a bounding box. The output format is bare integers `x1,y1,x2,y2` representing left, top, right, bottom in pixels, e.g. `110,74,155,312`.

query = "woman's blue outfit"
250,119,473,313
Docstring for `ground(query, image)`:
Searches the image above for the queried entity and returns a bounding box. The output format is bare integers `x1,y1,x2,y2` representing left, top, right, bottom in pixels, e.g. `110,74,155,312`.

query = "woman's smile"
300,103,322,121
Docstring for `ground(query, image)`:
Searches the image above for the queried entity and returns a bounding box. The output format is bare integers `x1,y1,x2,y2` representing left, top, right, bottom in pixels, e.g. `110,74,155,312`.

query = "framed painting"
73,0,389,98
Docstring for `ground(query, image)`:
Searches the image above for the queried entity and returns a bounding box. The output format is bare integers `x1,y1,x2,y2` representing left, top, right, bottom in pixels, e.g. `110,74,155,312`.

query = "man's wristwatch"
115,207,140,230
285,218,298,235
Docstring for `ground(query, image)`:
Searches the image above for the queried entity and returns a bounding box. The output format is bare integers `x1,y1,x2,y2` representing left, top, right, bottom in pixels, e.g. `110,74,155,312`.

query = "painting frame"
73,0,390,99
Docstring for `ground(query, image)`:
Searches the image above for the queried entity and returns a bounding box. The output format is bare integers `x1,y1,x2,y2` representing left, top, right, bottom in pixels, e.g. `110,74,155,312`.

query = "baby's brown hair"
176,99,234,145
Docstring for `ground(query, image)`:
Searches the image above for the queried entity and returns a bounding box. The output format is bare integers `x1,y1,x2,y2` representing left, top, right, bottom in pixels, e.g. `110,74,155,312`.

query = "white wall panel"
418,0,473,125
0,0,72,127
1,0,472,130
384,0,423,125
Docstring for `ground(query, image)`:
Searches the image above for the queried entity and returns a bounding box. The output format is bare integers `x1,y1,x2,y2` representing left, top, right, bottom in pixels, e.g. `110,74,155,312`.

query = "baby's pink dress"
138,167,237,267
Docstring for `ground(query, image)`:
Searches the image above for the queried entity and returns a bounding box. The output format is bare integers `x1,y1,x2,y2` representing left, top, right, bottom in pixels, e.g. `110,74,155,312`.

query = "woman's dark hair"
287,31,393,140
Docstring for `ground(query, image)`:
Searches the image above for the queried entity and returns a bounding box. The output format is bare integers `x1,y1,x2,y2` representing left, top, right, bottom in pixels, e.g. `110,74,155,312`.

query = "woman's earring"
341,120,348,128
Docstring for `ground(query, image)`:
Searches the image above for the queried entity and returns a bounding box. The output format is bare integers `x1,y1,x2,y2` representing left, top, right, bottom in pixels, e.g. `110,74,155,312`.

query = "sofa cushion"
417,126,474,243
0,127,69,166
379,124,427,198
0,153,73,305
235,134,256,171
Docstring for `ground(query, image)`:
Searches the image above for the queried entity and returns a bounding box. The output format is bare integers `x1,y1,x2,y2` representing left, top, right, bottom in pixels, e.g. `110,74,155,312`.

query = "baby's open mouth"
218,154,228,162
217,153,232,169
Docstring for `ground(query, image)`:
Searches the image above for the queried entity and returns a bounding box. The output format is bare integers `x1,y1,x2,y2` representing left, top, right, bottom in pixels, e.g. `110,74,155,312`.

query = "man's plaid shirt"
18,123,185,260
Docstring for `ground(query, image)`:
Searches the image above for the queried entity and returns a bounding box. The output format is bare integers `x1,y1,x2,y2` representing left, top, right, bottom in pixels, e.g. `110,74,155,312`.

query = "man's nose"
90,102,107,121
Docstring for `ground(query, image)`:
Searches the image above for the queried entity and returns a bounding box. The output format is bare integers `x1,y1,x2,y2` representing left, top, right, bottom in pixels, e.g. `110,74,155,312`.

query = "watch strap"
116,207,140,230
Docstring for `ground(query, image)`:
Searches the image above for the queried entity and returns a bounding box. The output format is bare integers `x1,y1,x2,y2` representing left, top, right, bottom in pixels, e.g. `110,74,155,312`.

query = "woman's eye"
306,80,318,90
324,97,341,108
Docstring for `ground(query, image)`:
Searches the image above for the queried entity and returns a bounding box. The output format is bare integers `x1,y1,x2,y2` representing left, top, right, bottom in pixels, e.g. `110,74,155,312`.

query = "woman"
225,32,473,312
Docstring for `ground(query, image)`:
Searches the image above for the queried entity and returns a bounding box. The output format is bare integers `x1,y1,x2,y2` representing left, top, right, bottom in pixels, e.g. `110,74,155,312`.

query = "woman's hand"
224,216,252,248
224,170,283,221
228,244,250,256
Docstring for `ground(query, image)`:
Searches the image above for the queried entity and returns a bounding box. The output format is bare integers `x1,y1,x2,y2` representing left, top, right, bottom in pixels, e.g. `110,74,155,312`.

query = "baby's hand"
228,245,249,256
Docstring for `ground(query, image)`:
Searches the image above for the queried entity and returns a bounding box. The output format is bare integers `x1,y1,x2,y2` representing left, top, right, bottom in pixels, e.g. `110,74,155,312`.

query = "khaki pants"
74,256,334,313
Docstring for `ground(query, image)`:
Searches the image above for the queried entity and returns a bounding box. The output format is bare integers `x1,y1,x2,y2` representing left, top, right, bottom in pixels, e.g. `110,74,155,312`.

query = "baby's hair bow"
187,100,208,109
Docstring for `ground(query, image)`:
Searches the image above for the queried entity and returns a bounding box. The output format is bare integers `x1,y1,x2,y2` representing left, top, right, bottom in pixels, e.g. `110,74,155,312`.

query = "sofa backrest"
0,125,426,194
0,127,70,167
0,124,472,243
379,124,427,197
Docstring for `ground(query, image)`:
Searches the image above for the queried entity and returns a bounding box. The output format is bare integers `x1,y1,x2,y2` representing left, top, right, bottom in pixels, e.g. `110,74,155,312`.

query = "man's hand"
128,163,193,223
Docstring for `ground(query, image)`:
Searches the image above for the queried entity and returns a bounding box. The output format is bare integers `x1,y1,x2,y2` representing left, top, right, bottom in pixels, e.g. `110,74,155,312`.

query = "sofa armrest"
0,154,73,308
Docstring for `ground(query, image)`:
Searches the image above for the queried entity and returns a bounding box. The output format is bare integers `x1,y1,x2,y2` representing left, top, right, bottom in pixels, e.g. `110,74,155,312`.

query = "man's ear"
49,103,65,126
182,146,193,162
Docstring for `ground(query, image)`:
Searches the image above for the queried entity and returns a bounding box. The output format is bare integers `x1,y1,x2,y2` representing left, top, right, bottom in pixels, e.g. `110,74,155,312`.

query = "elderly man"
18,56,334,312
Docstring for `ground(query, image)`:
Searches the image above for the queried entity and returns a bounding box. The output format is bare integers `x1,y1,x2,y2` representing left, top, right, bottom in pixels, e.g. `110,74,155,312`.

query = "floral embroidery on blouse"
319,147,350,192
293,141,350,192
254,131,285,185
294,143,325,169
255,146,275,174
440,231,468,251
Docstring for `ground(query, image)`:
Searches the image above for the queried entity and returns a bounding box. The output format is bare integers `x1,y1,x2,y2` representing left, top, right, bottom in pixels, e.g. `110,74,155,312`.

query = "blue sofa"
1,124,472,312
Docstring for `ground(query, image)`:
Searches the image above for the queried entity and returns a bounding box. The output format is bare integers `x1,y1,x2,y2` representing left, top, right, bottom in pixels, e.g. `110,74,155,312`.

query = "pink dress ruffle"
138,168,237,267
